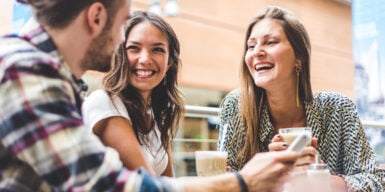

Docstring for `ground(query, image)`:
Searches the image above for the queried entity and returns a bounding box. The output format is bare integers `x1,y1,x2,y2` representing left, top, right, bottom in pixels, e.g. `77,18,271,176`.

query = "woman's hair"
238,6,313,167
18,0,122,29
103,11,184,151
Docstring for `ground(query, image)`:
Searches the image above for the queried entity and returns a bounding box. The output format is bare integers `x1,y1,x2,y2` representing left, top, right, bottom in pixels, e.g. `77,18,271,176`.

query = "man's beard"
80,31,115,73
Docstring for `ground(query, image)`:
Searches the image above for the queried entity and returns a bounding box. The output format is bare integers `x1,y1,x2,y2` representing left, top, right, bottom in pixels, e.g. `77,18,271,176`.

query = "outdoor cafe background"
10,0,385,163
353,0,385,163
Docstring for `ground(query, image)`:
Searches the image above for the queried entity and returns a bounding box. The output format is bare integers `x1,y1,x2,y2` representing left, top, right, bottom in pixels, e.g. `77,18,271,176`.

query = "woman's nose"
138,50,152,64
254,46,266,58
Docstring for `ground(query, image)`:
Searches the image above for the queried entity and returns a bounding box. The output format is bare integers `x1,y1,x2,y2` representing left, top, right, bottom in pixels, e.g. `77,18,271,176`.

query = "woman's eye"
266,40,278,45
125,45,139,51
153,47,166,53
247,45,255,50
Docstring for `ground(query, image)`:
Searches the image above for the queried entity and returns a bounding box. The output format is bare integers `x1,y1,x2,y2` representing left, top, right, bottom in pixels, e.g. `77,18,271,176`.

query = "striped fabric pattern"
0,24,176,191
217,89,385,192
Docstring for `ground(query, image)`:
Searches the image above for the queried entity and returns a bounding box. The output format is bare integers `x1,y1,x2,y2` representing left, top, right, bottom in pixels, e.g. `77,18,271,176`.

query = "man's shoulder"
0,35,31,55
0,35,60,76
1,35,35,62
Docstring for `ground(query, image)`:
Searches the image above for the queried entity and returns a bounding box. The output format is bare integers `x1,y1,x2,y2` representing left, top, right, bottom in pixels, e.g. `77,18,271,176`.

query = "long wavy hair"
238,6,313,165
103,11,184,151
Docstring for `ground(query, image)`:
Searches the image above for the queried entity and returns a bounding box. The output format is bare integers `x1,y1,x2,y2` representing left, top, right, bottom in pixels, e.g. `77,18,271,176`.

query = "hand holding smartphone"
286,132,312,153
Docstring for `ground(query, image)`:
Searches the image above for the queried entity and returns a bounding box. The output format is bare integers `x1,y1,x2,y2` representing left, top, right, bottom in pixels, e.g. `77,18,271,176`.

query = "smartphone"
286,132,311,153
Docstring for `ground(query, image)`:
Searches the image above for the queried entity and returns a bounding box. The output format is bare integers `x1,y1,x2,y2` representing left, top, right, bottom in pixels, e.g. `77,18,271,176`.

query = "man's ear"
86,2,108,37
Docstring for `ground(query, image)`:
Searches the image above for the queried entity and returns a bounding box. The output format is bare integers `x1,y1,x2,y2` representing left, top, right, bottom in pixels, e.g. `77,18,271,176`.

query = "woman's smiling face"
245,18,298,92
125,21,170,99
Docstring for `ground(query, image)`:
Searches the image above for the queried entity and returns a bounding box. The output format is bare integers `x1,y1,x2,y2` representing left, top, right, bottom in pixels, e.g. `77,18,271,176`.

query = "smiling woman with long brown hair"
82,11,184,176
217,6,385,191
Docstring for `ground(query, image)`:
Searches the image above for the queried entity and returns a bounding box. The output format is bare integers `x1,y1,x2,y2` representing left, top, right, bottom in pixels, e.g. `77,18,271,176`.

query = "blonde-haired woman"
217,6,385,191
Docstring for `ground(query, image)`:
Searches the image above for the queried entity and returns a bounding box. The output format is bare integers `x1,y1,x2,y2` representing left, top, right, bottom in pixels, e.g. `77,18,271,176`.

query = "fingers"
295,156,314,166
267,156,298,187
271,134,284,142
301,147,317,157
271,151,299,165
244,151,297,172
268,142,288,151
240,151,299,192
311,137,318,148
294,146,318,166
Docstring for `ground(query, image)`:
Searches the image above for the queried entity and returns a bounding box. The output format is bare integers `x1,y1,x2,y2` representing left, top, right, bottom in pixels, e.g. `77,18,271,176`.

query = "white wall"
0,0,13,36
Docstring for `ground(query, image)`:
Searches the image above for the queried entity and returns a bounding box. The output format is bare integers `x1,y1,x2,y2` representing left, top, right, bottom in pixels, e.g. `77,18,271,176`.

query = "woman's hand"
294,146,317,166
268,134,288,151
269,134,319,166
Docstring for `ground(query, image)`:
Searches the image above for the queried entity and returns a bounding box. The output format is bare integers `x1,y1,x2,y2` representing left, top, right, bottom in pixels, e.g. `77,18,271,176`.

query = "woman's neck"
266,91,306,131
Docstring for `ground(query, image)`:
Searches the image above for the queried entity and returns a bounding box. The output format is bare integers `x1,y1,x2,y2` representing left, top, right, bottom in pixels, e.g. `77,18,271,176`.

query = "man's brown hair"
18,0,122,29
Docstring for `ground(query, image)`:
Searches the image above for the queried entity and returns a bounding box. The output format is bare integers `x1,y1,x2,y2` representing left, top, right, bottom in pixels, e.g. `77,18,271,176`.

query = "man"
0,0,298,191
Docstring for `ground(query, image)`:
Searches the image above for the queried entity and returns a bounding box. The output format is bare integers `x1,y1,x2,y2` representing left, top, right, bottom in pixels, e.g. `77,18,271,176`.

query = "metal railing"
174,105,385,146
184,105,220,118
183,105,385,129
173,105,385,176
361,120,385,129
173,105,220,144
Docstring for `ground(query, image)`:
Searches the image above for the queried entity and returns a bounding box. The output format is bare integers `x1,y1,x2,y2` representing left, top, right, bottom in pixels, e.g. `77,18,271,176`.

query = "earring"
163,77,167,86
296,67,301,107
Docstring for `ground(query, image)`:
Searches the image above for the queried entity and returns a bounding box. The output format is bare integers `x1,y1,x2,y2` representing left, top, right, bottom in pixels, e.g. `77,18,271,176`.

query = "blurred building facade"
131,0,354,104
0,0,354,104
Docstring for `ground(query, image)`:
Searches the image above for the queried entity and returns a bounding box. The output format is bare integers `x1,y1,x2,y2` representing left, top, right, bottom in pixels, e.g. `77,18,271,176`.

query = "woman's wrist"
234,172,248,192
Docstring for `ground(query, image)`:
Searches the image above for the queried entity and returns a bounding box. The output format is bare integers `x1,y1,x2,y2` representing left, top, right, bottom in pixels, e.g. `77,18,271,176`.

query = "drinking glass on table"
279,127,312,146
195,151,227,176
284,154,332,192
279,127,314,192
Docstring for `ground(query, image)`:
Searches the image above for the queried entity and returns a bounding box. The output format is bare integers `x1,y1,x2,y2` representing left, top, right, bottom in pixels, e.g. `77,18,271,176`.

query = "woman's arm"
216,90,244,171
339,109,385,191
93,116,157,176
320,93,385,191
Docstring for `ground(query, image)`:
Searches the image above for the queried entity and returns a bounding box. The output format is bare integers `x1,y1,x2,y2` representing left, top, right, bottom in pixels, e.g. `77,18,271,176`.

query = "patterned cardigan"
217,89,385,192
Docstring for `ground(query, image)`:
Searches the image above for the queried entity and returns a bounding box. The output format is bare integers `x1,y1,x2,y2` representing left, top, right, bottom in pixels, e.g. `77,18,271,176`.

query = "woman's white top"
82,89,168,175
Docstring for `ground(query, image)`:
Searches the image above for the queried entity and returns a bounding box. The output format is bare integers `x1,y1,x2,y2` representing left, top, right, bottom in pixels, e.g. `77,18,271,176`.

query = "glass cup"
279,127,312,146
195,151,227,176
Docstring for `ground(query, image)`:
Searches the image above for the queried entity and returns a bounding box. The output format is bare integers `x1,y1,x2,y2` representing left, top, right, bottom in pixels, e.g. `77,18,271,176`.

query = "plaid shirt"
0,23,180,192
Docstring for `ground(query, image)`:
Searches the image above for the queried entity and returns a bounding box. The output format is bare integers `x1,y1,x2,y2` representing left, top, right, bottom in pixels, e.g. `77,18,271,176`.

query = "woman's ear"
167,59,173,70
86,2,108,37
295,59,302,70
